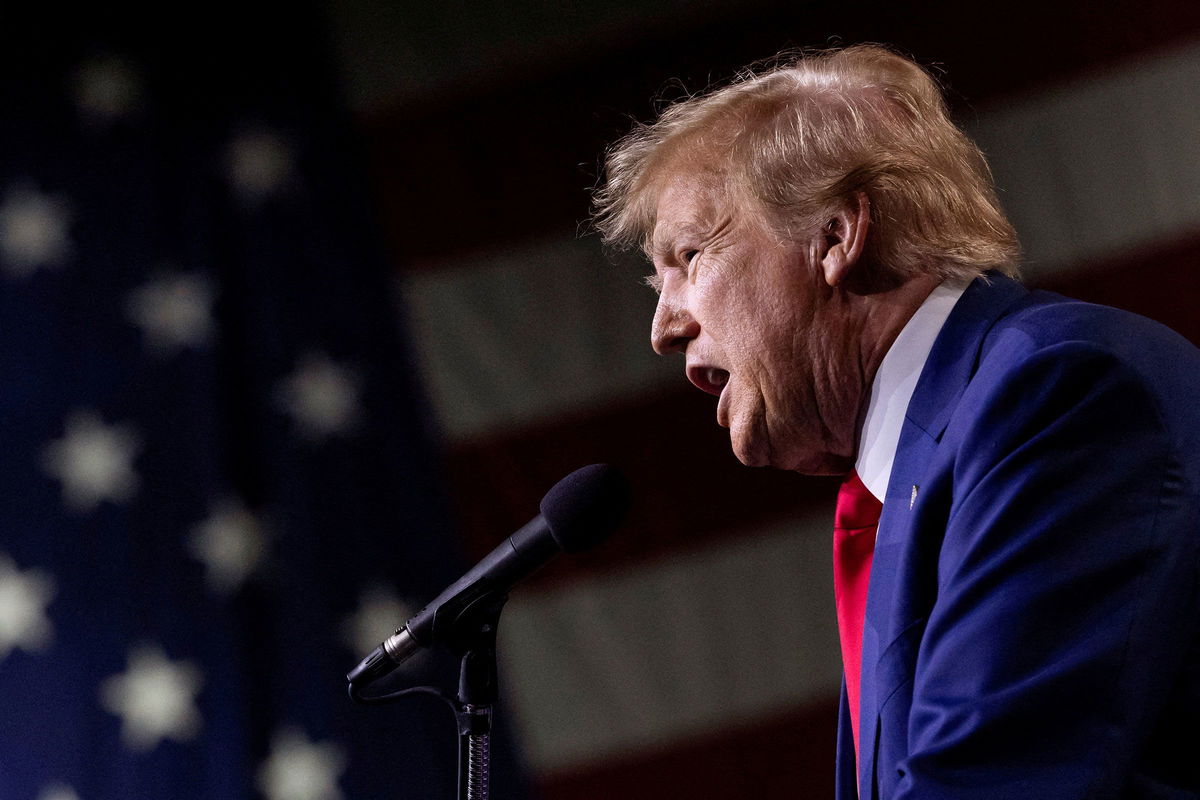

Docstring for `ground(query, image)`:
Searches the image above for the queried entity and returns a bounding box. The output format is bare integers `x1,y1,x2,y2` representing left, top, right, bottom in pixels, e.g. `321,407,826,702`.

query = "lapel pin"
910,485,919,509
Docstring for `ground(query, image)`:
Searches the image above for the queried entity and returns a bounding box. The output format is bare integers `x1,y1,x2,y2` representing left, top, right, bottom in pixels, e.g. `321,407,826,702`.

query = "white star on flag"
41,410,140,513
256,728,346,800
73,55,143,126
275,352,361,440
187,498,267,595
342,583,413,658
125,271,216,355
0,185,72,278
0,553,56,663
37,783,80,800
227,129,295,202
99,643,203,752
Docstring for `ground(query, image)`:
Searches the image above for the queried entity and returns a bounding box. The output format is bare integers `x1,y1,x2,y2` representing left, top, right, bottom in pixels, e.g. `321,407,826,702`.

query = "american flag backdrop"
3,1,1200,800
0,5,529,800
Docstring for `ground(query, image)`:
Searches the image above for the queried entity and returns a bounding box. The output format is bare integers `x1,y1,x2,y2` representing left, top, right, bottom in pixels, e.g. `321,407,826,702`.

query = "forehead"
648,169,728,256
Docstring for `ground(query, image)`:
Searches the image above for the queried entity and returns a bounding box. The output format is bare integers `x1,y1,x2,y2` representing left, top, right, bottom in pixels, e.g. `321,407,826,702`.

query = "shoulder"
926,288,1200,507
931,295,1200,587
981,290,1197,371
964,291,1200,446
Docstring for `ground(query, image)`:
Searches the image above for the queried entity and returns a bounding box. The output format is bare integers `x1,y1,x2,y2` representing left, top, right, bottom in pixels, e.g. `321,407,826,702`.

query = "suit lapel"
856,274,1028,796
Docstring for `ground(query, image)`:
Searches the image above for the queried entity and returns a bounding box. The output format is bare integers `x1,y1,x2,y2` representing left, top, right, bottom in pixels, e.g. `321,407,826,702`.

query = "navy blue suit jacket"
835,274,1200,799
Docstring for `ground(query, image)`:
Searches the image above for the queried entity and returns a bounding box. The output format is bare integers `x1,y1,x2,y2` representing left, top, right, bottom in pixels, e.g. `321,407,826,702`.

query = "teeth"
707,368,728,388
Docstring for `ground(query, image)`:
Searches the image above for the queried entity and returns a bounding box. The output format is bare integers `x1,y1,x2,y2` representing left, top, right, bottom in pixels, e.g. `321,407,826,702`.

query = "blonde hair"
593,44,1020,281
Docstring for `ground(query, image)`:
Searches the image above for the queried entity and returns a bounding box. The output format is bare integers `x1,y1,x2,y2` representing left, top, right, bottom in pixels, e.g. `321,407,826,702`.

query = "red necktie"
834,470,883,768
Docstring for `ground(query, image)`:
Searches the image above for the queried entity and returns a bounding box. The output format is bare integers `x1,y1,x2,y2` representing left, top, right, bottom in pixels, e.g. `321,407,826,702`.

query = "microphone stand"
450,595,504,800
349,592,508,800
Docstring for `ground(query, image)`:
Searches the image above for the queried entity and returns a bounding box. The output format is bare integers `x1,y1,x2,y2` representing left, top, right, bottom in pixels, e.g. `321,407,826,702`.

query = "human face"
647,170,863,474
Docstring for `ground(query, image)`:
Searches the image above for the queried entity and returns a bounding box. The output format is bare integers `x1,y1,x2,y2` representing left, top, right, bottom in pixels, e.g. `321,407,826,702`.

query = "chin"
728,423,771,467
730,438,770,468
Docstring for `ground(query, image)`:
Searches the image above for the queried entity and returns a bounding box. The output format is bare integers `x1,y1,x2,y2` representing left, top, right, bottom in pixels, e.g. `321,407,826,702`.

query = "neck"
848,272,942,449
860,274,941,370
793,271,942,477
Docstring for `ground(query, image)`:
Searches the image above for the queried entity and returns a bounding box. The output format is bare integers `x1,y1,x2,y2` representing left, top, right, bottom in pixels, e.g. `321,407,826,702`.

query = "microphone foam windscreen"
539,464,631,553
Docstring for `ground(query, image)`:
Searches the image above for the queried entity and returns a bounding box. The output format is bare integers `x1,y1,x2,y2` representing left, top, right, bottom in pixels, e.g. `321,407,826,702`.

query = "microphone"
347,463,630,687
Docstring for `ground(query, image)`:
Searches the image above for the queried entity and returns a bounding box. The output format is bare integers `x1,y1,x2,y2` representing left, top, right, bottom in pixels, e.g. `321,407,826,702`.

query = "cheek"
696,256,809,366
698,277,770,339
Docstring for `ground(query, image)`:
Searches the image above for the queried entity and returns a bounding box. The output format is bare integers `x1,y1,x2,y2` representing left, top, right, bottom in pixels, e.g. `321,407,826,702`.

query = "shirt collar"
854,279,969,501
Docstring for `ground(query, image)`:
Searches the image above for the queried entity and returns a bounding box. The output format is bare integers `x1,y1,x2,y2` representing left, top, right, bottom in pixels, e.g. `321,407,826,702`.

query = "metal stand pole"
453,613,501,800
456,703,492,800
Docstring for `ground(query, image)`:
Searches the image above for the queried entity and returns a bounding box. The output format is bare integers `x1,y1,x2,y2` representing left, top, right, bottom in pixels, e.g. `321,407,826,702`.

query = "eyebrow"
642,273,664,293
647,237,674,260
649,219,700,259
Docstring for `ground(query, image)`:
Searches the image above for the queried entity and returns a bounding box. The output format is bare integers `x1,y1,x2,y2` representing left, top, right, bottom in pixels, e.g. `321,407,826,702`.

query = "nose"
651,293,700,355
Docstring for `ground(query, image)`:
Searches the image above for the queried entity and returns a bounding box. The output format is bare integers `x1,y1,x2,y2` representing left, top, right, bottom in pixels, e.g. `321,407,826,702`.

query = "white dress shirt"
854,279,970,502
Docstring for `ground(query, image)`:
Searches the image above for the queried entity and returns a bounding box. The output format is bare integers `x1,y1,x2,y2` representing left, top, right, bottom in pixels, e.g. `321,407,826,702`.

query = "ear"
818,192,871,288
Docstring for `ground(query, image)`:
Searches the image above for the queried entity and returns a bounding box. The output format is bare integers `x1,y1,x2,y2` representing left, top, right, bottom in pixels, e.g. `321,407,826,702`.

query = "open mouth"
704,367,729,391
686,365,729,397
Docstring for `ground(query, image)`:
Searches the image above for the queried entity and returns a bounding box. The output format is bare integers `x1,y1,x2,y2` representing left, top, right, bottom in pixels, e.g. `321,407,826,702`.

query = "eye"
682,249,700,264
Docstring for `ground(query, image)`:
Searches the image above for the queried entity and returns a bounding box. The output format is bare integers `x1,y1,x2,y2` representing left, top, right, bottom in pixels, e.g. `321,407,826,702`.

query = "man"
594,45,1200,799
